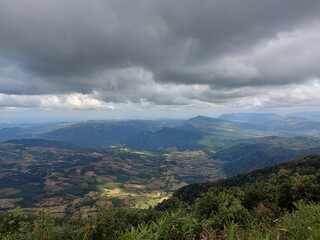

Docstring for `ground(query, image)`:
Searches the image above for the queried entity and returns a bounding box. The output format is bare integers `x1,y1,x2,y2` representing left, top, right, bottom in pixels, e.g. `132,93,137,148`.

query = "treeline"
1,155,320,239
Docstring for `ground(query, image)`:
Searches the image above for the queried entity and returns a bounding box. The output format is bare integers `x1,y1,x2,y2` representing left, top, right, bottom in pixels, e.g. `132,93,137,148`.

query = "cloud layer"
1,0,320,114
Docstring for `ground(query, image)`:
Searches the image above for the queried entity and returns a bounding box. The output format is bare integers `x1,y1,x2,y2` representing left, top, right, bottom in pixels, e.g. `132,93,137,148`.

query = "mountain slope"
182,115,268,137
0,127,26,141
264,117,320,133
213,136,320,175
125,127,203,151
39,120,177,147
171,154,320,204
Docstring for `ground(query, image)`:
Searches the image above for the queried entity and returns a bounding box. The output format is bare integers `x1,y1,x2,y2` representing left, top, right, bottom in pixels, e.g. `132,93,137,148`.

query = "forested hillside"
213,136,320,175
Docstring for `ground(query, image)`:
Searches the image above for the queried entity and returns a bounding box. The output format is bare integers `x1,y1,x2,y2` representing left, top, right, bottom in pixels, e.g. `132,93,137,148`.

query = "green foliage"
0,209,83,240
121,211,200,240
195,192,251,229
273,202,320,239
0,207,162,240
295,172,320,202
268,169,297,210
210,198,251,230
231,202,320,239
90,207,161,240
154,211,200,239
155,197,187,212
195,191,221,219
0,208,29,236
28,210,82,240
119,224,153,240
173,155,320,204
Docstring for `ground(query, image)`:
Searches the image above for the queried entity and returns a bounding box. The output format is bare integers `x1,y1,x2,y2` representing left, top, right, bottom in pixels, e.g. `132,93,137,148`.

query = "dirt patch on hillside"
0,188,21,196
105,188,122,196
0,198,23,209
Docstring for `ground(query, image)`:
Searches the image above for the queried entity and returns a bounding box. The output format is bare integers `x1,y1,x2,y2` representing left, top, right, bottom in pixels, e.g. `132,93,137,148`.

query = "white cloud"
229,79,320,109
1,1,320,116
0,93,115,110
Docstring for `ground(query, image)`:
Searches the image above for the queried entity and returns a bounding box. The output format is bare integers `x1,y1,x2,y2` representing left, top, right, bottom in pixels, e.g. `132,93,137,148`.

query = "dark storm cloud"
0,0,320,108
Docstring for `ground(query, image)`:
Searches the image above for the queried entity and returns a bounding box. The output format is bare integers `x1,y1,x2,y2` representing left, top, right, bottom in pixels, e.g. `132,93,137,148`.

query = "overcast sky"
1,0,320,121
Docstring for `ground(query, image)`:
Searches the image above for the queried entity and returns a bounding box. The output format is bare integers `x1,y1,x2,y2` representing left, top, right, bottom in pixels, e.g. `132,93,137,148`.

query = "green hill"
125,127,203,151
264,117,320,133
213,136,320,175
171,154,320,205
39,120,176,146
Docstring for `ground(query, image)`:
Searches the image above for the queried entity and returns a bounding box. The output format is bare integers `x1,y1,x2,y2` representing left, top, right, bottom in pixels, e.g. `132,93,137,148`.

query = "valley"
0,139,224,216
1,113,320,238
1,113,320,218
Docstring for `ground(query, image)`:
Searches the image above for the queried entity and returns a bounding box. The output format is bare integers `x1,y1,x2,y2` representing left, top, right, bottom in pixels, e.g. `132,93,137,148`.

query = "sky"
1,0,320,121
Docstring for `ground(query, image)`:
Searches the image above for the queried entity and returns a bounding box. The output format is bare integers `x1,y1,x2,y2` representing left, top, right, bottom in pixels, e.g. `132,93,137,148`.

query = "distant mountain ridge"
39,120,178,147
286,111,320,120
218,112,282,124
1,113,320,150
263,117,320,133
125,127,203,151
218,112,320,123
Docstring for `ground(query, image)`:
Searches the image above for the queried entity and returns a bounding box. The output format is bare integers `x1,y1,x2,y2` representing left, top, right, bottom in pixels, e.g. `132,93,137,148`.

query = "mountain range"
1,112,320,222
1,112,320,150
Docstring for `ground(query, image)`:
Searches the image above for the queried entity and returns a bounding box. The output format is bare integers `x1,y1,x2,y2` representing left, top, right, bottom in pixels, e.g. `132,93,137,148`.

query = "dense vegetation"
1,155,320,239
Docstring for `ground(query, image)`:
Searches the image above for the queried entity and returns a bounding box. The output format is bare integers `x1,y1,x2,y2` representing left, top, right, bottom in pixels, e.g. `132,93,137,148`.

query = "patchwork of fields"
0,141,224,217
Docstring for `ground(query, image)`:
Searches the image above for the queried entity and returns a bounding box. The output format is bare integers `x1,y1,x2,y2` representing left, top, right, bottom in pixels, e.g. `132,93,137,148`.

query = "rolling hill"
125,127,203,151
212,136,320,175
171,154,320,204
2,114,320,150
38,120,178,147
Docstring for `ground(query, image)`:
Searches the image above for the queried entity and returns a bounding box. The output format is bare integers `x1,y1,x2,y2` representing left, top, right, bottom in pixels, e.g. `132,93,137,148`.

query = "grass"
272,202,320,239
95,182,124,191
224,202,320,239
